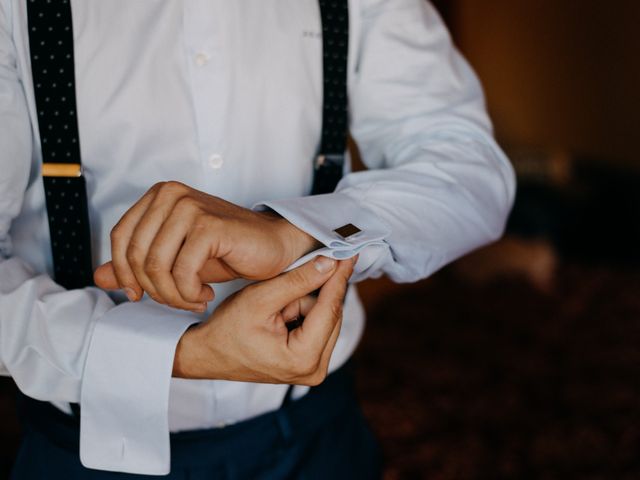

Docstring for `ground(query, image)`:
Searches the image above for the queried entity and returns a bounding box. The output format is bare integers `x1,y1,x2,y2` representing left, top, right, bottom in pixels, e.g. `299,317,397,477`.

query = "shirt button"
208,154,224,170
194,52,209,67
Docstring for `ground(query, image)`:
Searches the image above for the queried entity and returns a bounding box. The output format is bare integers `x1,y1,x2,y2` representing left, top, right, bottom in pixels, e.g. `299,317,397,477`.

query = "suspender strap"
312,0,350,195
27,0,94,290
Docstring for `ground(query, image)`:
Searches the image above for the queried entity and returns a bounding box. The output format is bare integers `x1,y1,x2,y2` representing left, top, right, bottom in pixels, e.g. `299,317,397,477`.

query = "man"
0,0,515,478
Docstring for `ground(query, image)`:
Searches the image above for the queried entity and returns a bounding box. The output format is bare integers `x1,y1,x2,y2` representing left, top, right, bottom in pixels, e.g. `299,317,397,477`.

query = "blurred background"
2,0,639,478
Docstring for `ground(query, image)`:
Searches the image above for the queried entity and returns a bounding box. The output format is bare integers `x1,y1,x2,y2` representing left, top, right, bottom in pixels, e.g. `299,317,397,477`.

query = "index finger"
107,185,160,300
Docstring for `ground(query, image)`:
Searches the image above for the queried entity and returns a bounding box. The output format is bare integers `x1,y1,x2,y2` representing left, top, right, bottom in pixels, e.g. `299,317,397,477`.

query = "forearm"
342,132,514,282
259,0,516,283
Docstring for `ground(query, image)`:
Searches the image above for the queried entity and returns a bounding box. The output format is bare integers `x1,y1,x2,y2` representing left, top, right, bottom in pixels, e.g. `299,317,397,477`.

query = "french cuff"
254,192,392,270
80,301,197,475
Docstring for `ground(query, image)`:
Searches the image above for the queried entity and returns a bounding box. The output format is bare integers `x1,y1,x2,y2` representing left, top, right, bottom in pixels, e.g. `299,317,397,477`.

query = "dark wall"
452,0,640,167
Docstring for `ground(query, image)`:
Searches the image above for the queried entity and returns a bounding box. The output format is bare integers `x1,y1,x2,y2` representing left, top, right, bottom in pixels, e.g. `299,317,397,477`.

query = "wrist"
173,323,213,379
275,216,322,263
258,209,321,266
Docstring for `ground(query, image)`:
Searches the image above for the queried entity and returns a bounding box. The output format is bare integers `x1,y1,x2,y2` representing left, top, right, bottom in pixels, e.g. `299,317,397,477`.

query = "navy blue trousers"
12,363,382,479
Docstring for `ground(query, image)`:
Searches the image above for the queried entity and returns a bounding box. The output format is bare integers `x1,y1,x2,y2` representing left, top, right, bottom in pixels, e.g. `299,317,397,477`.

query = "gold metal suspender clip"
41,163,82,178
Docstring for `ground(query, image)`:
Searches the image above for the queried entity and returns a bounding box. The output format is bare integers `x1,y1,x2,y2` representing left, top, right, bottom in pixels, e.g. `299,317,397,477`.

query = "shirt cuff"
80,301,197,475
254,192,392,274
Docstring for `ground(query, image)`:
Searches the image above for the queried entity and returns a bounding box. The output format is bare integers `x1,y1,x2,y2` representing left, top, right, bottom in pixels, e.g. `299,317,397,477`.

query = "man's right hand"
172,255,355,386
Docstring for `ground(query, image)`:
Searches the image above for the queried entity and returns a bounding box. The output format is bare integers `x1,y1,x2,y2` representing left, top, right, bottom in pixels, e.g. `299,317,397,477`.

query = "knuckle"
171,261,191,282
126,242,144,268
174,195,196,212
162,180,187,193
288,268,310,289
156,181,188,200
110,224,123,243
144,255,163,275
150,181,167,192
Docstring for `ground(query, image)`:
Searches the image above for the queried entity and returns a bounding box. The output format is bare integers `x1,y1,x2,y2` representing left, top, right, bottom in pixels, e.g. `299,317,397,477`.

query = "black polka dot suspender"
25,0,349,291
27,0,94,290
312,0,350,195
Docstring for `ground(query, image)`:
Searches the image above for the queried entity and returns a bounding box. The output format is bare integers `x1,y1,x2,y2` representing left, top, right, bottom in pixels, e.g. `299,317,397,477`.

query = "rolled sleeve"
80,301,197,475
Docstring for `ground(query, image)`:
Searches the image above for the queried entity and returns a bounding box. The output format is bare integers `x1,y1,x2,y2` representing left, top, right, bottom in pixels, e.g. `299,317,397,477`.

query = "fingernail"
194,303,207,313
124,288,138,302
314,256,336,273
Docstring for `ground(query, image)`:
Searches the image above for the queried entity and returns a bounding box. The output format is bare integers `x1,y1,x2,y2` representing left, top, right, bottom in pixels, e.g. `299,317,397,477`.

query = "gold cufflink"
333,223,361,240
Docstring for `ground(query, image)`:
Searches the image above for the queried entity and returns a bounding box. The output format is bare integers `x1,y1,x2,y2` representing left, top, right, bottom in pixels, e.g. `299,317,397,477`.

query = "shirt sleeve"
256,0,516,283
0,3,193,475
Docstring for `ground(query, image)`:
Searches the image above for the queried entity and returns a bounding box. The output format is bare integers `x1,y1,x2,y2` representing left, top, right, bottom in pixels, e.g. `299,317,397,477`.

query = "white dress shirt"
0,0,515,475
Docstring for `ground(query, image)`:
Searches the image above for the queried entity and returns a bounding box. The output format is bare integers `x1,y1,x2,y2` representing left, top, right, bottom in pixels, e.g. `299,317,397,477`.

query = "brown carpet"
356,264,640,479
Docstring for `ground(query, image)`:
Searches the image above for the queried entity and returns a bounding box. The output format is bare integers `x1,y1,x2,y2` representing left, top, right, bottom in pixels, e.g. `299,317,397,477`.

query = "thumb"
93,261,119,290
250,256,338,312
288,258,354,354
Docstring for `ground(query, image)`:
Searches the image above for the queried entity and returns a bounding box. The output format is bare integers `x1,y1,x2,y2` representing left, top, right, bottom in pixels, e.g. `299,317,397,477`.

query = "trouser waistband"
17,362,356,469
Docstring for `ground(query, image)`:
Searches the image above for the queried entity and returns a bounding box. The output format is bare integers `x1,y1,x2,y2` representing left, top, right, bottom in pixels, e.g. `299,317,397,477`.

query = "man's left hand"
94,181,320,311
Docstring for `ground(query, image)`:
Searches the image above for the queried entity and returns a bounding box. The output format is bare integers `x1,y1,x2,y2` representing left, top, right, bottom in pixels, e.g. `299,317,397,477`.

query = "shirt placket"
183,0,230,191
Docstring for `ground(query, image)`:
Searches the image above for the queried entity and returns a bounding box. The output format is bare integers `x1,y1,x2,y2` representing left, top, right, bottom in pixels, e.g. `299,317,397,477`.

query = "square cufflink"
333,223,362,240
